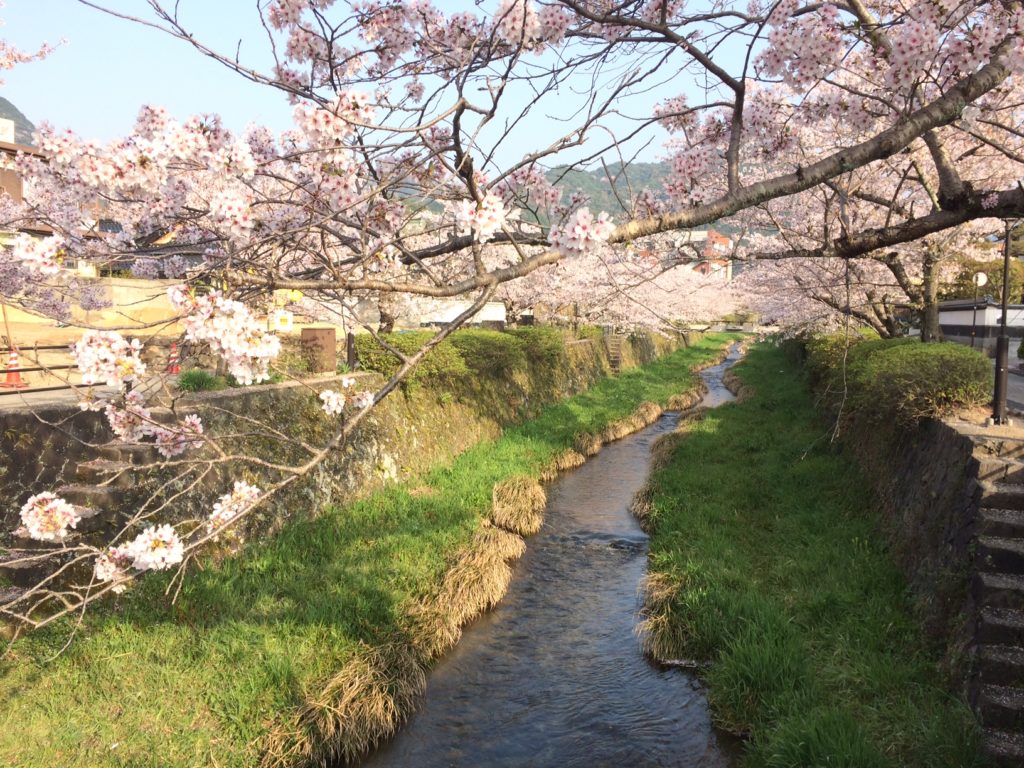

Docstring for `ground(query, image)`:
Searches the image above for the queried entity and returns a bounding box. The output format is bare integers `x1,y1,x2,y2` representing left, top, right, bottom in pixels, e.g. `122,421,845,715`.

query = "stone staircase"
606,333,624,374
971,437,1024,764
0,409,172,599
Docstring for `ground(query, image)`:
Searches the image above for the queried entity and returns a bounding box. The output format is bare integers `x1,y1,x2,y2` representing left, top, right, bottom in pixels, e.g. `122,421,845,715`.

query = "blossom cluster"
208,480,261,534
19,492,81,542
72,330,147,387
757,2,843,88
11,233,64,276
153,414,205,459
548,207,615,258
494,0,570,49
453,192,511,243
501,166,561,210
319,377,356,416
124,524,185,572
209,188,255,241
104,389,152,443
93,524,185,592
93,544,134,593
169,286,282,385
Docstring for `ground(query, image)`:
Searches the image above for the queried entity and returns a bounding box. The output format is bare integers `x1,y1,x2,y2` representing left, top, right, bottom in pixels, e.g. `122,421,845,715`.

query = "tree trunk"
920,251,943,342
377,295,397,334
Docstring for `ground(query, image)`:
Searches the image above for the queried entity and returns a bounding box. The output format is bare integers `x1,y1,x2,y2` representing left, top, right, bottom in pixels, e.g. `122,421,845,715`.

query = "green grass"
0,334,739,768
643,341,986,768
176,368,228,392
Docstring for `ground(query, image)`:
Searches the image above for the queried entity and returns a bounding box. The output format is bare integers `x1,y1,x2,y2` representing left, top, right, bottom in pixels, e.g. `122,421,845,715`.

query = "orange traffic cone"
0,346,28,389
166,342,181,374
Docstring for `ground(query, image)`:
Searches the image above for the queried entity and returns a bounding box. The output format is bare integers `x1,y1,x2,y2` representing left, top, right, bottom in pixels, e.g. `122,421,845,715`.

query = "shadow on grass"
642,343,988,768
0,335,739,768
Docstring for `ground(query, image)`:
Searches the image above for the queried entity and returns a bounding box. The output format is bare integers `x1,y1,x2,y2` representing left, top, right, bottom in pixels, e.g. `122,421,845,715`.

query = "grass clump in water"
639,341,986,768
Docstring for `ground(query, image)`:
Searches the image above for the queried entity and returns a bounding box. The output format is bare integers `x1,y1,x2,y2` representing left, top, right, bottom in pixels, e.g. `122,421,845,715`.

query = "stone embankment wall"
0,330,684,534
841,415,1024,764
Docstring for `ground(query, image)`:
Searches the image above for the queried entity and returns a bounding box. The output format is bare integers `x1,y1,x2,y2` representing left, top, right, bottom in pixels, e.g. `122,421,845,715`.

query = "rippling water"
357,347,742,768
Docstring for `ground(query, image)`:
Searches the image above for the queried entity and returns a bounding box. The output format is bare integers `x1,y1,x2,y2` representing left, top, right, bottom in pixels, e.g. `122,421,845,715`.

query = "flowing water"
359,347,743,767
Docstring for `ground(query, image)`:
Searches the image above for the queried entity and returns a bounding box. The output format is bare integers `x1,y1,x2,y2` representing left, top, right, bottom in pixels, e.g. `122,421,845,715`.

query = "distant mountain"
0,97,36,145
545,161,670,216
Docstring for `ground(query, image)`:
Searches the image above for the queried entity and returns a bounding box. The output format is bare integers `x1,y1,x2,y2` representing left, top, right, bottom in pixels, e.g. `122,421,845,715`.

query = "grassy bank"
0,334,738,768
639,342,986,768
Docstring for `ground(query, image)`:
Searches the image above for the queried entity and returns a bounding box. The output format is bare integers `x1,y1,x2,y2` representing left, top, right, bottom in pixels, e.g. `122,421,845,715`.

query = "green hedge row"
803,331,990,427
352,327,572,391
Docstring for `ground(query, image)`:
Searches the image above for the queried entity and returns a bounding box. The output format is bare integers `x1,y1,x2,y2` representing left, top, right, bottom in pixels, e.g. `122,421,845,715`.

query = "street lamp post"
971,271,988,348
993,220,1014,425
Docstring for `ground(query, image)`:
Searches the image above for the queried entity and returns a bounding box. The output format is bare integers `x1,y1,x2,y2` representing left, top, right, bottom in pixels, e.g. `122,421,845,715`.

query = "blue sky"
0,1,699,168
1,1,295,139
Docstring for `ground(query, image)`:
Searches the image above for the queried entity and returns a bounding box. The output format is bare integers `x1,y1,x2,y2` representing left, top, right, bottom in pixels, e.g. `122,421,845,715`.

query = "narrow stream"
359,346,743,767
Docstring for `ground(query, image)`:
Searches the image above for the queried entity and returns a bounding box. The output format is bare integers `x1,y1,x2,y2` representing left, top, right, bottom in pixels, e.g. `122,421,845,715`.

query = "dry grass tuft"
573,431,603,457
474,521,528,561
629,481,655,531
491,475,547,536
434,525,524,628
555,448,587,471
539,448,586,482
668,384,705,411
404,598,463,661
261,642,426,768
263,520,528,766
633,400,664,426
408,485,437,498
650,432,685,471
722,368,754,401
598,401,664,444
406,524,525,661
635,572,689,662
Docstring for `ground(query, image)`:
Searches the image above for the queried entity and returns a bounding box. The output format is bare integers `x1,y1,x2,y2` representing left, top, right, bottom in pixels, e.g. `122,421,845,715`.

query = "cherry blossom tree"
3,0,1024,632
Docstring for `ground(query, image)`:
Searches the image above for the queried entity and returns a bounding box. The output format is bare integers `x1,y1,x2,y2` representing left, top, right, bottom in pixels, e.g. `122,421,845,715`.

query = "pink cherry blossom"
19,492,81,542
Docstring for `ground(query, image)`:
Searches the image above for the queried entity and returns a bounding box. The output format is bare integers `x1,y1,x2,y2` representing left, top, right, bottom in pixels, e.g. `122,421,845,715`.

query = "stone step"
0,584,27,606
980,607,1024,646
980,508,1024,538
147,407,177,425
76,458,135,488
0,549,58,587
976,456,1024,485
973,437,1024,461
978,684,1024,730
984,728,1024,766
978,645,1024,688
978,537,1024,575
98,442,160,465
977,572,1024,610
56,484,123,513
980,482,1024,512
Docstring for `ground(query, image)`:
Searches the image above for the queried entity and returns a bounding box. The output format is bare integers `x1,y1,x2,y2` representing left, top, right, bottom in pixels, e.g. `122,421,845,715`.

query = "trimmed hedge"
805,333,989,427
353,331,469,391
449,329,528,377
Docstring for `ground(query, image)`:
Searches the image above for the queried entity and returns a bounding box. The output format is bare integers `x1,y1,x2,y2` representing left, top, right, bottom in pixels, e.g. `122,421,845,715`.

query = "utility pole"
992,220,1013,425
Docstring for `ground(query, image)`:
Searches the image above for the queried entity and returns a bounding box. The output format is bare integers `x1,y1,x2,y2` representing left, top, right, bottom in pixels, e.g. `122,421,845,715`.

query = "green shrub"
176,369,228,392
275,341,313,377
575,325,605,342
509,326,569,371
804,328,880,387
805,333,989,427
449,329,528,377
845,341,989,426
353,331,469,391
